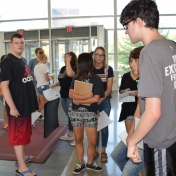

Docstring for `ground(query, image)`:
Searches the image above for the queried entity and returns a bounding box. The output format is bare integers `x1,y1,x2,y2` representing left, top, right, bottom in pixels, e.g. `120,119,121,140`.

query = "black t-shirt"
70,75,105,113
119,71,139,121
58,66,76,98
95,65,114,92
0,53,38,117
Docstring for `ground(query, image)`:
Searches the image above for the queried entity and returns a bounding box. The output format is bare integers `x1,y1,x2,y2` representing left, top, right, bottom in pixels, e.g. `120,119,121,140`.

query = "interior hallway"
0,92,125,176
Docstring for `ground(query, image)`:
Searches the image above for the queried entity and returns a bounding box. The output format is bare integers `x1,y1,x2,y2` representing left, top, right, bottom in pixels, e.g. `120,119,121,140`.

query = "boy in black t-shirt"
0,34,38,176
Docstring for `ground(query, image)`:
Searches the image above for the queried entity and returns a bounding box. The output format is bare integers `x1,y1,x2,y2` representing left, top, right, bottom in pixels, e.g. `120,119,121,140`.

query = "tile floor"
0,92,125,176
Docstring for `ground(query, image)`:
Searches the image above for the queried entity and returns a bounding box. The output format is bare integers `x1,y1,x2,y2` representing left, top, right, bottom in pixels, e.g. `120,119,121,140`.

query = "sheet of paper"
118,117,144,149
119,91,136,99
31,112,41,125
119,91,136,102
43,87,60,101
97,111,112,131
119,96,135,103
118,130,128,145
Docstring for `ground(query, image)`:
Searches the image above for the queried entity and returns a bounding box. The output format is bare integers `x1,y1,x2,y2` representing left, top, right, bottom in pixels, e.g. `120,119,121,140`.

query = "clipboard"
74,80,93,106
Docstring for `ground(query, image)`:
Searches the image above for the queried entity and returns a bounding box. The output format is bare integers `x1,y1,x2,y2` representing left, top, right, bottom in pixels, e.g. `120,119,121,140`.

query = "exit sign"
17,29,25,35
66,27,73,32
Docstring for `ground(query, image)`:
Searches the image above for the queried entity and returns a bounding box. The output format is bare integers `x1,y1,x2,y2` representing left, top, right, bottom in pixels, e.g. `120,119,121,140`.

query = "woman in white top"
34,50,53,112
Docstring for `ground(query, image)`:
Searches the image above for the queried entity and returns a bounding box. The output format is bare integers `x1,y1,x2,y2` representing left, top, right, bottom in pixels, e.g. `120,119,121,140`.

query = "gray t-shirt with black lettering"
138,38,176,149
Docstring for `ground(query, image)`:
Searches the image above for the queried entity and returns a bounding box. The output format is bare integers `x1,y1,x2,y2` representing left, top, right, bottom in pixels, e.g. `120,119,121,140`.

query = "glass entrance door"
72,39,89,57
53,40,70,79
53,38,89,80
25,42,38,64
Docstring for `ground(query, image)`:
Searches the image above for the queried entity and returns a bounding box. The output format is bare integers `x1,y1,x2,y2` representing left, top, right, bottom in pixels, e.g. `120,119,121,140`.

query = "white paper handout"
43,87,60,101
119,91,136,103
31,112,41,125
97,111,112,131
118,117,144,149
49,73,55,78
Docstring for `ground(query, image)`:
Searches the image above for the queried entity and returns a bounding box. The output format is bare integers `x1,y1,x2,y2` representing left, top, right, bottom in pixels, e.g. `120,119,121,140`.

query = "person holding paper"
119,46,143,133
69,53,104,174
34,50,54,113
120,0,176,175
111,98,145,176
51,52,77,143
93,46,114,162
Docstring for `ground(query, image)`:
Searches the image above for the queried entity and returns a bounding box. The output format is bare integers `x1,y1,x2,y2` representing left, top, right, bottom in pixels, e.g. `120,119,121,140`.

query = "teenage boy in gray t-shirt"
120,0,176,175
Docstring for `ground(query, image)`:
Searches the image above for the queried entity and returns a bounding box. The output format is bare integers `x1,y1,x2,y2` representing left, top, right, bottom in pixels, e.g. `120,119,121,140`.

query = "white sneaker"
70,140,76,146
60,135,74,141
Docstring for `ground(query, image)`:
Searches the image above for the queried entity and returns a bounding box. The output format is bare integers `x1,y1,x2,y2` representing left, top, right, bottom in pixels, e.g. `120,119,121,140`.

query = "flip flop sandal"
15,169,37,176
15,156,35,167
3,125,8,130
93,151,99,160
101,152,108,162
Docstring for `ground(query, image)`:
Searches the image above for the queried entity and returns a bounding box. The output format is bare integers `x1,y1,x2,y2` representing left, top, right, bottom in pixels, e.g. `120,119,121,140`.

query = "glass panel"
51,0,113,17
157,0,175,14
41,41,51,73
0,0,48,20
158,29,176,40
91,38,98,52
54,40,70,77
159,16,176,28
72,39,88,56
117,0,131,15
108,54,115,70
0,20,48,32
25,42,38,64
118,53,130,76
52,17,114,29
108,30,114,53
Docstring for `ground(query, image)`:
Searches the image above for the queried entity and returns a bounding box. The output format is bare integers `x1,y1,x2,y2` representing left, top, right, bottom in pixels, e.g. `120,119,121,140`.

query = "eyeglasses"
94,53,105,58
123,19,134,30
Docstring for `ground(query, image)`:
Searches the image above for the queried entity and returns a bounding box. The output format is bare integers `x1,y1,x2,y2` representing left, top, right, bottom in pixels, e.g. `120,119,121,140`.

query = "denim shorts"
70,107,98,128
126,115,133,120
37,85,50,95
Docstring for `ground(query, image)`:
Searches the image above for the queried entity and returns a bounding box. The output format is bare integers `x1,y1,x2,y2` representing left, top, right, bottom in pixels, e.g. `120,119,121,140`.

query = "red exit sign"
17,29,25,35
66,27,73,32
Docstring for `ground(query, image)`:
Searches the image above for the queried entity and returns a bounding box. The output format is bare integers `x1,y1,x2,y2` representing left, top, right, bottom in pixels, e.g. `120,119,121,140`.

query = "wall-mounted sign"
17,29,24,35
66,27,73,32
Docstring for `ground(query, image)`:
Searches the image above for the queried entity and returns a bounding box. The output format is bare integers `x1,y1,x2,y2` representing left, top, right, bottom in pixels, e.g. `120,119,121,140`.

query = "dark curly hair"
120,0,159,29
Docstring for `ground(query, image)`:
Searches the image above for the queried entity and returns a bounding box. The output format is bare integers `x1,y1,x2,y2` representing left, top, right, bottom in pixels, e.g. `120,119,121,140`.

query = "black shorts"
144,142,176,176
